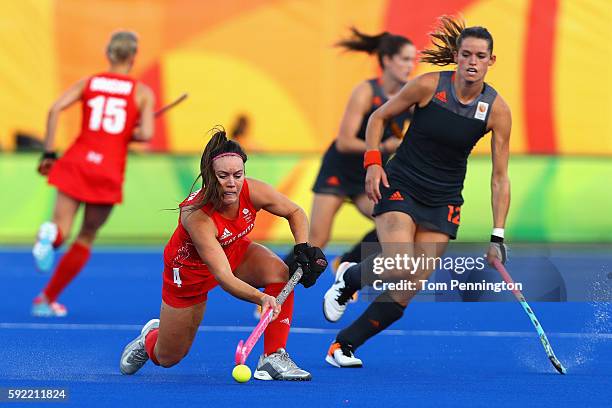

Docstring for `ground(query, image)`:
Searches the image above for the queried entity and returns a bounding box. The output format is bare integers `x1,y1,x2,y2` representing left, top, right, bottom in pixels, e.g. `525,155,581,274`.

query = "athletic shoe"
120,319,160,375
254,348,312,381
332,256,359,304
323,262,357,322
32,222,58,272
31,295,67,317
325,341,363,368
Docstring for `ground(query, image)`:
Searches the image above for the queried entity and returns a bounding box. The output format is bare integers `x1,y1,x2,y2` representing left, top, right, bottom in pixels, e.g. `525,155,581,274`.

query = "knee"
156,349,188,368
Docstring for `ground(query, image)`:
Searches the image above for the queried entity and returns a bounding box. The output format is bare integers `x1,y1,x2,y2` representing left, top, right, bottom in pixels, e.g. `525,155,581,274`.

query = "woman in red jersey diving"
120,129,327,381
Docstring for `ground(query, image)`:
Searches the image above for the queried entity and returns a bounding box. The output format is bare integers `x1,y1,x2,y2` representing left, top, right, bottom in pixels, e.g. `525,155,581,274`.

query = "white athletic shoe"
33,222,58,273
323,262,357,322
332,257,359,303
254,348,312,381
325,342,363,368
120,319,160,375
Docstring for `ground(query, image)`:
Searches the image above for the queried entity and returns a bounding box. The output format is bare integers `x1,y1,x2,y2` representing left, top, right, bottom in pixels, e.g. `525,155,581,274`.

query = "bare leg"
75,203,113,247
308,194,345,248
37,203,113,305
51,191,81,241
234,242,289,287
352,193,375,220
154,300,206,367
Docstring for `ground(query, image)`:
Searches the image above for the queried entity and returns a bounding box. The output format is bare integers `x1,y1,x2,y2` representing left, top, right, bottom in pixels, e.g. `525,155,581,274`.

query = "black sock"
336,291,405,349
343,254,379,291
340,229,380,263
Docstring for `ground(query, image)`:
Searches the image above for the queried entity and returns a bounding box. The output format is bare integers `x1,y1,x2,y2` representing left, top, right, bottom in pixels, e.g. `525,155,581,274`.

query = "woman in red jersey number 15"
32,31,155,317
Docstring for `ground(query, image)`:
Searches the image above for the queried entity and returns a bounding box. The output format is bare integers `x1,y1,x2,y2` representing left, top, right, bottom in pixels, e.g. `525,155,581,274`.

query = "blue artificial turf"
0,248,610,407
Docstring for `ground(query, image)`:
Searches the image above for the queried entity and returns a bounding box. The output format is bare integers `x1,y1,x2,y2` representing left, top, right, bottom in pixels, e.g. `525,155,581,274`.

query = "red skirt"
48,144,125,205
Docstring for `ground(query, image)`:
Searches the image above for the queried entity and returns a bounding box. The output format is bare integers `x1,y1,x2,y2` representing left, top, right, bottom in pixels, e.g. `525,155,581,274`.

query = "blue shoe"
32,222,58,272
31,295,67,317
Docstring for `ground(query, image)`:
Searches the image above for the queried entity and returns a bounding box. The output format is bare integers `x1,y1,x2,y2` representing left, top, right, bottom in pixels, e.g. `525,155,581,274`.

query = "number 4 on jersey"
173,267,182,287
87,95,127,134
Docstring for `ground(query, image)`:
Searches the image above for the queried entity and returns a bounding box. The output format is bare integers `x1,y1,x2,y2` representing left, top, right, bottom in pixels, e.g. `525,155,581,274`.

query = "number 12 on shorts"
447,205,461,225
173,268,182,287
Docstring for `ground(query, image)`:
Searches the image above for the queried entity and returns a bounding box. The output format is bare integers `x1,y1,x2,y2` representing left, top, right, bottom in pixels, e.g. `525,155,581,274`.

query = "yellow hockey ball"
232,364,252,383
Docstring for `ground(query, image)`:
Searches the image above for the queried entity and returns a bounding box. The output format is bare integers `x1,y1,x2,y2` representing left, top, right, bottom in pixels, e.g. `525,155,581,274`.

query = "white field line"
0,322,610,339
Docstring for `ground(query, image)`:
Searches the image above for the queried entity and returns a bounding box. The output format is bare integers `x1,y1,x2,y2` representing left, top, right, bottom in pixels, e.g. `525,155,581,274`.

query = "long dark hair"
336,27,413,69
187,127,247,212
420,16,494,66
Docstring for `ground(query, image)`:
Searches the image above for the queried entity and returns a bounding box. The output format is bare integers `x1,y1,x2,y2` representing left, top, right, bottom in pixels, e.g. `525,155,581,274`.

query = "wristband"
363,150,382,169
42,151,58,160
491,228,505,243
492,228,505,239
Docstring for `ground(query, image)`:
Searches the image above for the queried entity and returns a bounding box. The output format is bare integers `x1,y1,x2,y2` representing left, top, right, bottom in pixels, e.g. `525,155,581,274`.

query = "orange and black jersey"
386,71,498,206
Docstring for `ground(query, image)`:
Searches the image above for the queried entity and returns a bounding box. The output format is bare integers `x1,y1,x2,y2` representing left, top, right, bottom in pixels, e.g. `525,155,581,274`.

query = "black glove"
488,235,508,264
291,243,328,288
38,151,58,176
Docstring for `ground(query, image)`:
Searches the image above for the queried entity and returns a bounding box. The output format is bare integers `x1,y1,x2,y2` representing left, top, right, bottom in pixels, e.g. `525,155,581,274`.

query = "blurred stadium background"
0,0,610,245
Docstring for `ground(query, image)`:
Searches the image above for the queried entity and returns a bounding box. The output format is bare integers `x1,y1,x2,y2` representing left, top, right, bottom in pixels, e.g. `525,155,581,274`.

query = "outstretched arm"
487,95,512,264
489,96,511,231
248,178,328,287
181,208,271,306
248,178,309,244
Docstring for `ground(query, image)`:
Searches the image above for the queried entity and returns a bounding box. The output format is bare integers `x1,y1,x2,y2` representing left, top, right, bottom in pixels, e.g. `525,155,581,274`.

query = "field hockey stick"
491,258,567,374
154,93,188,118
234,267,303,365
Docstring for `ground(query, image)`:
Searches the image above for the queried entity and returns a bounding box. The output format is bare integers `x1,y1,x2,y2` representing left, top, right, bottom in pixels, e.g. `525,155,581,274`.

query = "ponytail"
336,27,413,69
421,16,494,66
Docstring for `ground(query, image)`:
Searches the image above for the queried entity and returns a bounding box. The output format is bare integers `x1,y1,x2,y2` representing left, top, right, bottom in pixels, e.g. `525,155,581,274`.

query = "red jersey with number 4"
48,72,141,204
163,180,257,275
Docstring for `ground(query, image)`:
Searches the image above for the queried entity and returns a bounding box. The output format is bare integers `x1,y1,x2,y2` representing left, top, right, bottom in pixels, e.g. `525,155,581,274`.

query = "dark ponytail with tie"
336,27,413,69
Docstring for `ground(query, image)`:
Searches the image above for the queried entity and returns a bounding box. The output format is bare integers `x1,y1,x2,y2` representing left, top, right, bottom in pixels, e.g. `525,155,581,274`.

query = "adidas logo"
389,191,404,201
220,228,232,239
434,90,447,103
279,317,291,326
326,176,340,186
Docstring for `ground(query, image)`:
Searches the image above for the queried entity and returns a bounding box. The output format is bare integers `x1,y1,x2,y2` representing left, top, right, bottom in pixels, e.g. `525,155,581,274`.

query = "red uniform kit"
48,72,140,204
162,180,258,307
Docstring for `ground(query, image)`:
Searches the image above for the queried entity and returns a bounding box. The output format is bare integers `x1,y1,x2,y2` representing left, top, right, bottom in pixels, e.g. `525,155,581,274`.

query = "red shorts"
162,238,251,308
